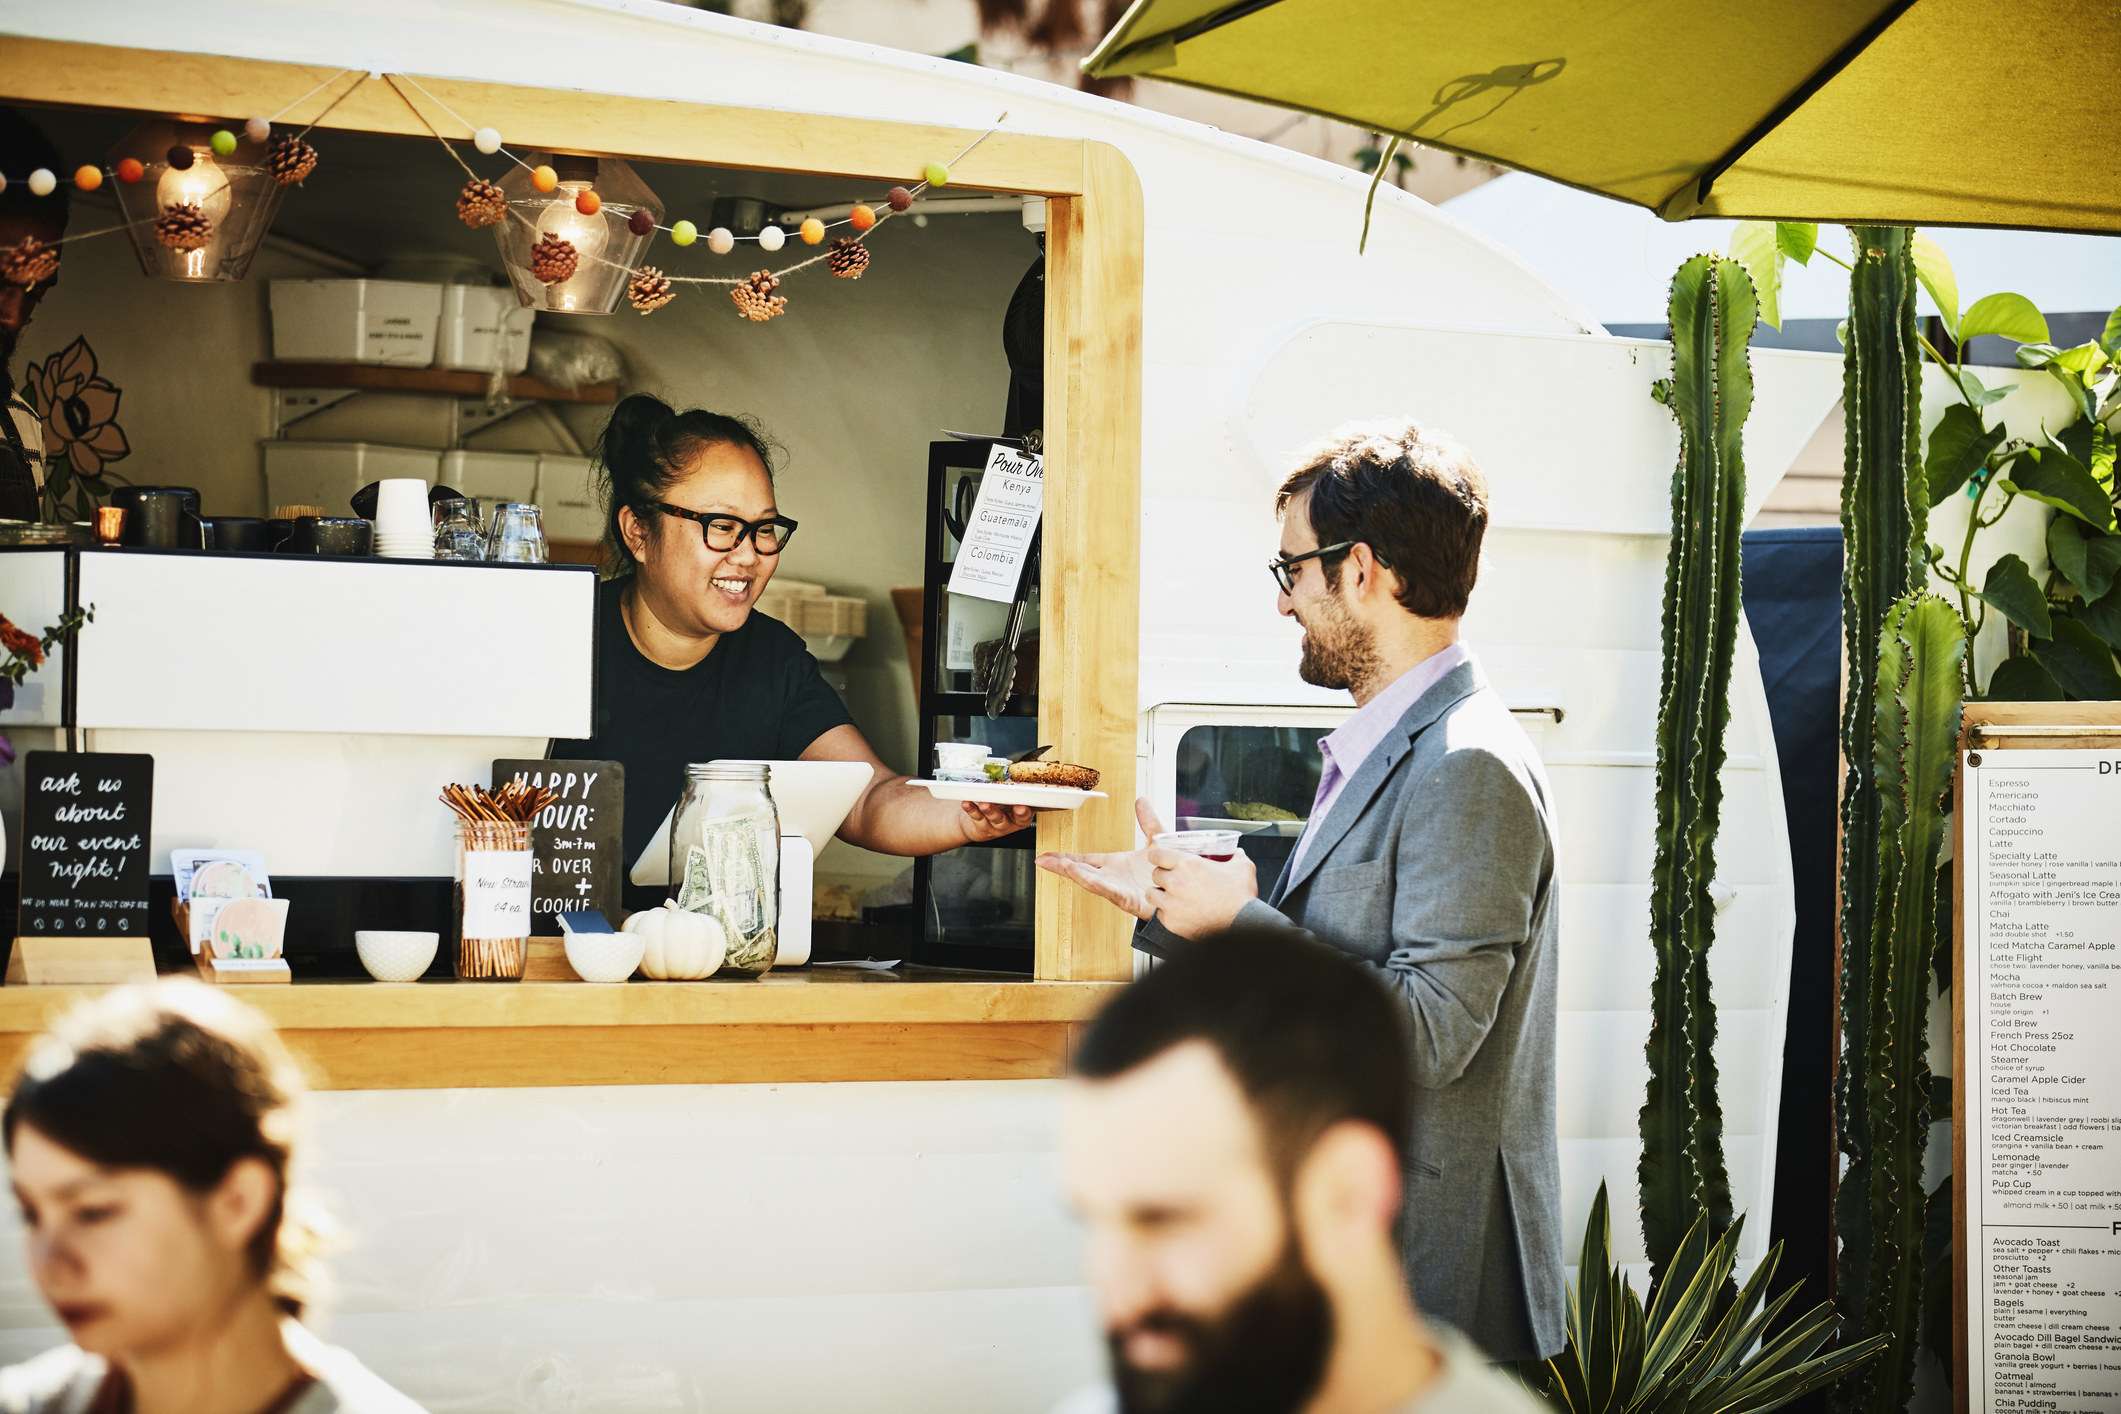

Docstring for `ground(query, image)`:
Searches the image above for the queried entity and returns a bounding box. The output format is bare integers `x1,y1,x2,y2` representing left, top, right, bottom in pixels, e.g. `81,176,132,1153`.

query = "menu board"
1963,748,2121,1412
492,759,623,935
944,442,1043,603
17,750,153,939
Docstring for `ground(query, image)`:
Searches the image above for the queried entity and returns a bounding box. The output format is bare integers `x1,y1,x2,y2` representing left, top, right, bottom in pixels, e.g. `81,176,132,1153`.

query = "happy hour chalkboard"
19,750,153,939
492,759,623,935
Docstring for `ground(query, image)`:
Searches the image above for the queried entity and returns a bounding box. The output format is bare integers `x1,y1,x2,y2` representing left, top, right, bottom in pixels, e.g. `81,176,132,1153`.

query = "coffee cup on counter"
285,516,373,557
198,516,271,552
110,486,202,549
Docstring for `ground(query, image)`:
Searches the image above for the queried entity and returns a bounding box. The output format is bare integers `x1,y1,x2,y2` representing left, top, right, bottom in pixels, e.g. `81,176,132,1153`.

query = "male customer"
1057,928,1551,1414
1040,419,1563,1360
0,107,68,521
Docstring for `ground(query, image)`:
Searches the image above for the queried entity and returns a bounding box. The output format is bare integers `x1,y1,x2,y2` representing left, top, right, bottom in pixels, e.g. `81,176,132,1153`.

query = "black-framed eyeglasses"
1268,540,1354,593
653,504,799,555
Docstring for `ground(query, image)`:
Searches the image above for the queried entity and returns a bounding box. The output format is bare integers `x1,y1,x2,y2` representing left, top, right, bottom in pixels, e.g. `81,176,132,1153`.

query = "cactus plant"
1639,252,1754,1280
1843,593,1963,1414
1834,225,1925,1356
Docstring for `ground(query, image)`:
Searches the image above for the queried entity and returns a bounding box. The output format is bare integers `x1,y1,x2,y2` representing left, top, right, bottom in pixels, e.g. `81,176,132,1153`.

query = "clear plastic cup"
1155,829,1244,862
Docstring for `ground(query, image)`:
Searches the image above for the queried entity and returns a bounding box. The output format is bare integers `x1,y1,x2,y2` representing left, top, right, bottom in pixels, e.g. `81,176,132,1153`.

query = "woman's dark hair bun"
593,394,777,576
599,392,676,474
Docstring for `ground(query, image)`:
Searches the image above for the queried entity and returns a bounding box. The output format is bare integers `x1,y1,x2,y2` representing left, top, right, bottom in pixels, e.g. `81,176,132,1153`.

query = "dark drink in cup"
1155,829,1243,862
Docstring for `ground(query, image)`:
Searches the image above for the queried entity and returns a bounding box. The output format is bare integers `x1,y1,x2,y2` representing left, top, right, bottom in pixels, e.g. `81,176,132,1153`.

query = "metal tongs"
985,528,1041,719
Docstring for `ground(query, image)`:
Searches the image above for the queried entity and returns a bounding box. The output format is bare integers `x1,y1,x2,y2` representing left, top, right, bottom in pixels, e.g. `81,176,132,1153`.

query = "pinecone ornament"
456,177,507,229
154,202,213,251
267,135,318,186
826,238,870,280
0,237,59,288
627,266,675,314
530,233,579,285
731,269,786,322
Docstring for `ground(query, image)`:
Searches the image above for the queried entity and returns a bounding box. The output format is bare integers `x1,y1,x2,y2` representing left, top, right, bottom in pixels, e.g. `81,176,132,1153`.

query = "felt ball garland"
0,65,1012,322
374,69,1010,324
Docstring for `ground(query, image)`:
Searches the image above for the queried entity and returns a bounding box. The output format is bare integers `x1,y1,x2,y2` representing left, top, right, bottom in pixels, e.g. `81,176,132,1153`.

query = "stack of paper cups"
372,478,434,560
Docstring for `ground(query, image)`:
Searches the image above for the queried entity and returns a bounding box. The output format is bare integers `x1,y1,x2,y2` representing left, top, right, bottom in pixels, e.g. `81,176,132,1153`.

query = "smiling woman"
550,393,1035,913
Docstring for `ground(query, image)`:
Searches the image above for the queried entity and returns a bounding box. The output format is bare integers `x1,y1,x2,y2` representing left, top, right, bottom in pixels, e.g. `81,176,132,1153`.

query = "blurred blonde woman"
0,981,424,1413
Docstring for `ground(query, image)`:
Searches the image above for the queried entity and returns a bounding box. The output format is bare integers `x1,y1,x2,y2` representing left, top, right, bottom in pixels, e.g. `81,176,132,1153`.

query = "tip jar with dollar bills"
669,762,779,976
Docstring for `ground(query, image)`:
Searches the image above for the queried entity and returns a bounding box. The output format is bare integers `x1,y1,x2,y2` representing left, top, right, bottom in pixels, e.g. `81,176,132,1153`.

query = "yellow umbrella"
1084,0,2119,233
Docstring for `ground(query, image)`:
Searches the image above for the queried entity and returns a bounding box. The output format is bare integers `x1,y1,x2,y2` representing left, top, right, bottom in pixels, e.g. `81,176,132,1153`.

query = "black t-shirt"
552,576,856,911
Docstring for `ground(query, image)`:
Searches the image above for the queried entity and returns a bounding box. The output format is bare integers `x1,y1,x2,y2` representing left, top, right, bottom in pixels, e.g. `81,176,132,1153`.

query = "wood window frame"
0,39,1144,985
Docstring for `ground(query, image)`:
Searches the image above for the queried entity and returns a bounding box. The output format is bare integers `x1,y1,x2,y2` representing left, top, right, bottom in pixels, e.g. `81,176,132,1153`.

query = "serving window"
0,40,1143,992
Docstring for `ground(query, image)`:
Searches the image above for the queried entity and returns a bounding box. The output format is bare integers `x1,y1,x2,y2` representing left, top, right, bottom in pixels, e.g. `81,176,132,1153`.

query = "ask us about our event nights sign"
18,750,153,938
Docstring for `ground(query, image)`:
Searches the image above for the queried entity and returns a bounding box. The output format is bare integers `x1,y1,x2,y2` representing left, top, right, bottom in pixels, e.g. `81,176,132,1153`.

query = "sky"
1444,173,2121,327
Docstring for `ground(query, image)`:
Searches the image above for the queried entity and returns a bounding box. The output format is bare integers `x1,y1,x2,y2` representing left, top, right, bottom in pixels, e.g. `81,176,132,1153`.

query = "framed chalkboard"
492,759,624,934
18,750,153,939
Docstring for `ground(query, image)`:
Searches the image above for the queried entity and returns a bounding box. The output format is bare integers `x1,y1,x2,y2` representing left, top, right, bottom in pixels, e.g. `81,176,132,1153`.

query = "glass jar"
669,762,779,976
433,497,485,561
454,818,532,980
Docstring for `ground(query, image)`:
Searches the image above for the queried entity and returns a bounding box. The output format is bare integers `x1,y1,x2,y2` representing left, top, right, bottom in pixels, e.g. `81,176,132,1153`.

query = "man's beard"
1109,1237,1334,1414
1295,582,1380,694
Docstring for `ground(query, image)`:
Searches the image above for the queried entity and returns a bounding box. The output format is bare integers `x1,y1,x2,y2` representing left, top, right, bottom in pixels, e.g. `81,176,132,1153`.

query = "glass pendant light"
493,154,660,315
107,120,290,283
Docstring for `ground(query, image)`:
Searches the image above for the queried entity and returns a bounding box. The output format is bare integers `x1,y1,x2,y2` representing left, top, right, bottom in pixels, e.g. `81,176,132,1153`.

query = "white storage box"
262,441,440,517
269,280,444,366
438,449,540,505
534,454,602,541
435,286,534,374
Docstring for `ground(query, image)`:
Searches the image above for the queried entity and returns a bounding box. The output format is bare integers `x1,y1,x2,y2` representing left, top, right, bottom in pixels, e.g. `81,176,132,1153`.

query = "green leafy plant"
1517,1184,1886,1414
1640,252,1751,1282
1918,278,2121,699
1840,594,1964,1414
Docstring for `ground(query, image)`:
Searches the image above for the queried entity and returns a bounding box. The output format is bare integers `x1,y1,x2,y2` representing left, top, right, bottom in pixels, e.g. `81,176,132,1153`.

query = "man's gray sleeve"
1227,749,1543,1091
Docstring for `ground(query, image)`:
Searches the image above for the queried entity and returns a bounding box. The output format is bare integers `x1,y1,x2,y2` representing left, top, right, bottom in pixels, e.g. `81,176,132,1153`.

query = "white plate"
911,779,1107,809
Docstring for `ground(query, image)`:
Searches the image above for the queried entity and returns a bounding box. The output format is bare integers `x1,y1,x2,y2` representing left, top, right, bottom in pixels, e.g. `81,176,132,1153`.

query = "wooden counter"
0,971,1125,1090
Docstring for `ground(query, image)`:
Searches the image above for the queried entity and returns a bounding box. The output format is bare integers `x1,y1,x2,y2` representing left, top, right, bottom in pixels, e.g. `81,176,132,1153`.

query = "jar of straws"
440,781,555,981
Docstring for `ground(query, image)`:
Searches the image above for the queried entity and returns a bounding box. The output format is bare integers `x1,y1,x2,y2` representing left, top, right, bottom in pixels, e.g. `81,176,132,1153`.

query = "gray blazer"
1141,659,1565,1361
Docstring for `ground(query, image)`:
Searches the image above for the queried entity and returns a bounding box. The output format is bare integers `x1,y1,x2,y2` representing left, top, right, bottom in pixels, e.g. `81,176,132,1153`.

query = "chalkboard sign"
492,760,623,935
19,750,153,939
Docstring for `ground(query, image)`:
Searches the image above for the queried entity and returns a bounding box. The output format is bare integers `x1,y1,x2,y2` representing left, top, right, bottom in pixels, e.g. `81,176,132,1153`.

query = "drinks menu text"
1966,750,2121,1411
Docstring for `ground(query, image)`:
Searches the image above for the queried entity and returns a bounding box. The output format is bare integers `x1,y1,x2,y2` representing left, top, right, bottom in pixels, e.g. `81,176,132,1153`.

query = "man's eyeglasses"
1268,540,1354,593
653,504,800,555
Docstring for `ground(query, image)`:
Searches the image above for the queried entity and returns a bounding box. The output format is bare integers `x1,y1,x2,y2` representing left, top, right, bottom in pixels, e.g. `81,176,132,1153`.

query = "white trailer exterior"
0,3,1842,1409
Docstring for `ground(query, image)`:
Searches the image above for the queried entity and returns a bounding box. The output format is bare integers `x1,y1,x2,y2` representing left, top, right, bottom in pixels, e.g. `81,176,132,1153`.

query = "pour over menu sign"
19,751,153,938
492,759,623,935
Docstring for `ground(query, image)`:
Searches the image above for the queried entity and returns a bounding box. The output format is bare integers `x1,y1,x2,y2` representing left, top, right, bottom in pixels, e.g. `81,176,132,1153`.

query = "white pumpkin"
625,901,727,980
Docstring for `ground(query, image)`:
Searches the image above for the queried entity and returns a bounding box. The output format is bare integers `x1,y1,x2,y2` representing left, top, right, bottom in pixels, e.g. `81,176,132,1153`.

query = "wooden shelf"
0,971,1122,1090
251,361,618,405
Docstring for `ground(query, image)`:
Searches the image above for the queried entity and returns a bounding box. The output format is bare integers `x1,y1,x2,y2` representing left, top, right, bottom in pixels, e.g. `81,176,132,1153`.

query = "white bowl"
355,930,439,982
564,929,646,984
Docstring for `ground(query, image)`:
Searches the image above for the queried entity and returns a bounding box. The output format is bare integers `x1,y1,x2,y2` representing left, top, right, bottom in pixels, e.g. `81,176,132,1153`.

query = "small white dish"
933,742,991,777
564,929,646,984
355,930,438,982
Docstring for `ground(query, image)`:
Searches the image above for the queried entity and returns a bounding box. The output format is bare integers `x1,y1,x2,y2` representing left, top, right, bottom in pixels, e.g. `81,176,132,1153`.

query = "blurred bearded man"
1056,929,1551,1414
1042,419,1564,1360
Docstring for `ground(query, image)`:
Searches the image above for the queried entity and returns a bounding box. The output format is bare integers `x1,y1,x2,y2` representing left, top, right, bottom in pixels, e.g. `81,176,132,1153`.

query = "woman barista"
552,394,1031,911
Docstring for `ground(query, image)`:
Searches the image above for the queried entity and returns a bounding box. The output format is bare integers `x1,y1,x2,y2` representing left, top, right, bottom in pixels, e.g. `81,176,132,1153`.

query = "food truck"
0,2,1841,1407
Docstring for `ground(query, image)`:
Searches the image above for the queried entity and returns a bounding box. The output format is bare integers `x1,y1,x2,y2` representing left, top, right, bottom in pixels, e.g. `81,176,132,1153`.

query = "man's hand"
1145,842,1258,939
1036,798,1169,920
959,800,1035,842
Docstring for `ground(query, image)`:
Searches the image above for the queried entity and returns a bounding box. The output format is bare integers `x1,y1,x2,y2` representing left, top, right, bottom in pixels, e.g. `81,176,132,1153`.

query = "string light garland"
0,65,1009,317
381,70,1008,322
0,68,359,287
